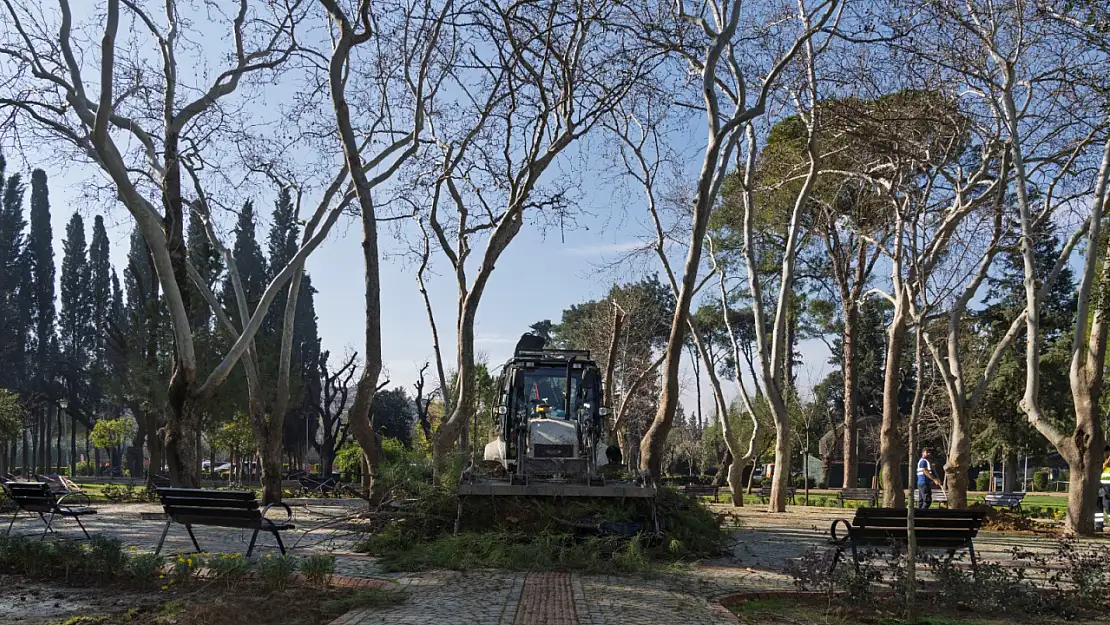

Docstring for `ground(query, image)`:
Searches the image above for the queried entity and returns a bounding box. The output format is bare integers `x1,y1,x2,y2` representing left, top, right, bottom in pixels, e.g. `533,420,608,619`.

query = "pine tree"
27,169,55,393
221,200,268,323
59,212,93,393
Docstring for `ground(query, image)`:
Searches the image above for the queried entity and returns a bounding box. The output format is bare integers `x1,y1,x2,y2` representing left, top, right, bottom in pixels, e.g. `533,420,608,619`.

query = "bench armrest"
261,502,293,525
829,518,852,545
56,491,93,511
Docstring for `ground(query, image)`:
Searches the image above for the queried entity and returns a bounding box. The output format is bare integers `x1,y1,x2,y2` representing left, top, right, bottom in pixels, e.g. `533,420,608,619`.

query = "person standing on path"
916,448,942,510
1097,446,1109,531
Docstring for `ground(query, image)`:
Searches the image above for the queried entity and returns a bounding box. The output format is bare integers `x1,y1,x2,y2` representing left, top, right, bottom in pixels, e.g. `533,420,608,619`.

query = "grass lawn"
697,489,1070,517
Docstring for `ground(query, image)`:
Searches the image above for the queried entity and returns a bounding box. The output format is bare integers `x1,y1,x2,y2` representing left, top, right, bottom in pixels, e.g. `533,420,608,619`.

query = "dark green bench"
829,507,985,576
155,488,294,557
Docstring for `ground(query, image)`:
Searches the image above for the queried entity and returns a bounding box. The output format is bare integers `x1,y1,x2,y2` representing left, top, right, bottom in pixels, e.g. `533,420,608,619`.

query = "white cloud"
475,333,519,345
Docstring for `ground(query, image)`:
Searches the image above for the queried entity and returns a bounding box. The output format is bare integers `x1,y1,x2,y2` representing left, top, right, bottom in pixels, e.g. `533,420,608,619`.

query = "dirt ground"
0,576,397,625
727,597,1110,625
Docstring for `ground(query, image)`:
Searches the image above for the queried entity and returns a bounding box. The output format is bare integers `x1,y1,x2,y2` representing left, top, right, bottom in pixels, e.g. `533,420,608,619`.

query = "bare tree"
888,0,1107,513
316,0,451,497
423,0,656,481
625,0,839,515
413,361,437,445
0,1,368,488
315,350,358,476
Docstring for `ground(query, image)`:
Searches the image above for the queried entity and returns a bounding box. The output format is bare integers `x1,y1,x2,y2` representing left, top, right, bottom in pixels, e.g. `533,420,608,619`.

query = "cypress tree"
221,200,268,323
186,203,221,330
265,188,298,338
59,212,93,389
27,170,55,394
89,216,112,364
0,154,27,391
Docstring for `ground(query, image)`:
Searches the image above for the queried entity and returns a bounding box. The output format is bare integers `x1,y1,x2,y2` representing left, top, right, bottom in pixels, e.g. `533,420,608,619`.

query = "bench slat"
167,506,261,520
856,518,983,530
174,515,261,529
160,497,260,510
854,508,986,520
157,488,257,500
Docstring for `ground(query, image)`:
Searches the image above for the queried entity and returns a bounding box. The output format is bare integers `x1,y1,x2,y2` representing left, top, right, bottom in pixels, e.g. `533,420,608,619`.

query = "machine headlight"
598,407,610,416
496,406,508,415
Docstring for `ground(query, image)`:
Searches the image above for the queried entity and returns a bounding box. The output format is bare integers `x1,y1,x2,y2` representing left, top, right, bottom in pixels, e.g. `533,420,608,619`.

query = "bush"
258,553,298,590
172,553,202,583
975,472,991,491
300,554,337,588
1033,471,1049,492
127,553,163,587
206,553,251,588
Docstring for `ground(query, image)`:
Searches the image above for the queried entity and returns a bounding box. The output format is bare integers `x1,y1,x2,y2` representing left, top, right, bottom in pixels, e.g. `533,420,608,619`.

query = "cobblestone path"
6,498,1094,625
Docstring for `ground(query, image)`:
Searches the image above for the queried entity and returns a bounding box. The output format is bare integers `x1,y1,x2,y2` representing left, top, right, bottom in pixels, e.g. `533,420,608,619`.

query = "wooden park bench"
828,507,986,576
155,488,294,557
838,488,879,507
758,483,797,505
679,484,720,503
983,492,1025,512
2,481,97,540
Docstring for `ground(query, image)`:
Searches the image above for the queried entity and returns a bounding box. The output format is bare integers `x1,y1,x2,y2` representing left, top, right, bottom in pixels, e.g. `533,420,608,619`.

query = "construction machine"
455,333,657,533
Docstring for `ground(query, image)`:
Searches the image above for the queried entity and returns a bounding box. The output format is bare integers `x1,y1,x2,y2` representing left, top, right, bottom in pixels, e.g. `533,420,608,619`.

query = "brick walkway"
512,573,577,625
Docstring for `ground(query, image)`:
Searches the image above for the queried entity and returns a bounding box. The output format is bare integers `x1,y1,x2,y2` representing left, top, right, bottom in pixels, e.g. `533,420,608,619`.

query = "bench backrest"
848,507,984,549
853,507,984,531
681,485,716,492
984,492,1024,503
158,488,262,529
840,488,878,500
5,482,58,513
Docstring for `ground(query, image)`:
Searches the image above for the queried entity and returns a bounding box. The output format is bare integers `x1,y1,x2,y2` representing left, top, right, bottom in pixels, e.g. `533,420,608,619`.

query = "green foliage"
0,389,25,443
206,552,251,588
975,472,991,491
300,554,337,587
373,388,415,447
90,417,135,451
356,487,726,573
0,535,140,581
334,440,364,480
171,553,202,583
211,411,256,457
127,553,163,587
1033,471,1049,491
257,553,298,590
86,536,127,575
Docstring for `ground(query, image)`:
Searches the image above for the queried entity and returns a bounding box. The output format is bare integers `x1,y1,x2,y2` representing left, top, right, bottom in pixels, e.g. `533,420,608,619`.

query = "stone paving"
4,498,1094,625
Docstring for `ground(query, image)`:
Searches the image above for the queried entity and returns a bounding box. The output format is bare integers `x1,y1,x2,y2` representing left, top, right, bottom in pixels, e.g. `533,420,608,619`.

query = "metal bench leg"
968,541,978,578
6,509,18,535
39,512,56,541
246,528,260,558
271,529,286,555
453,497,463,536
73,516,91,540
850,541,860,575
184,525,202,553
827,547,843,575
154,520,171,556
